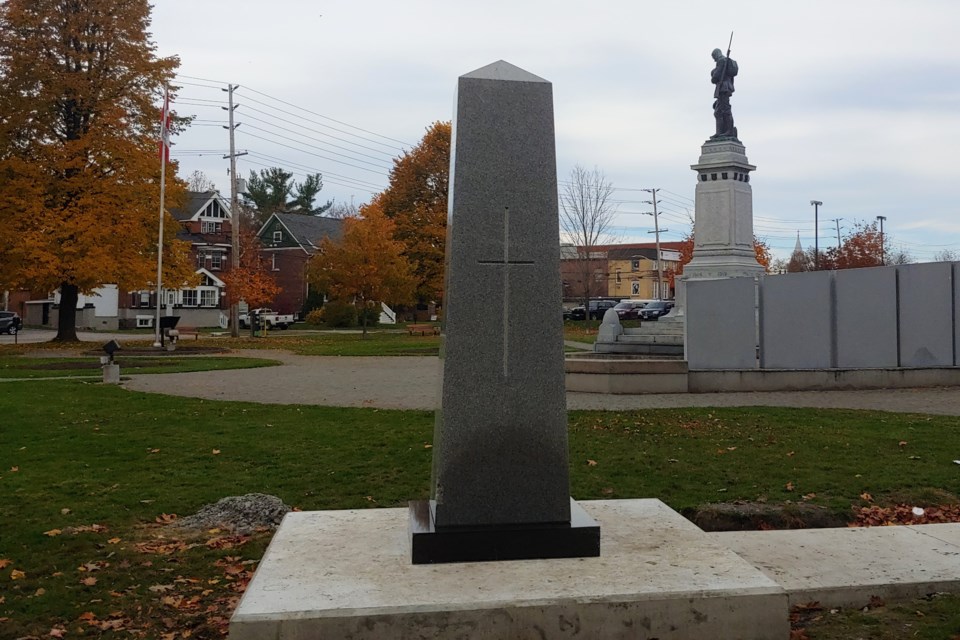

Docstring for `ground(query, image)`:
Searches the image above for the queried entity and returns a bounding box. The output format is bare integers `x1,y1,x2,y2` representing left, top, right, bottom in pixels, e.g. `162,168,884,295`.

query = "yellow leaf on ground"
11,569,26,580
212,449,221,455
107,537,121,544
785,481,795,492
44,529,62,537
587,459,598,466
81,576,97,586
0,559,11,570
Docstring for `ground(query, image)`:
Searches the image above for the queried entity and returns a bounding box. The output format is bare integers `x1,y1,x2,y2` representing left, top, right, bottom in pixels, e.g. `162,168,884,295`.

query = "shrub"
304,308,325,326
322,300,357,328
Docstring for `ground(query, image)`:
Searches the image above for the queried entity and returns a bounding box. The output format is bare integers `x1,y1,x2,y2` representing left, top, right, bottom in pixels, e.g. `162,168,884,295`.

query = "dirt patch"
688,502,848,531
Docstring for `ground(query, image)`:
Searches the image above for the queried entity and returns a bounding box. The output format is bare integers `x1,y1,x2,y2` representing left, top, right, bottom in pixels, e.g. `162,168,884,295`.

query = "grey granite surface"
432,61,570,527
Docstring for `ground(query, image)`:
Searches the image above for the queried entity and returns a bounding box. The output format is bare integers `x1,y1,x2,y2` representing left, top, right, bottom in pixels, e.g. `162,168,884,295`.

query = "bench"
174,326,200,341
407,324,439,336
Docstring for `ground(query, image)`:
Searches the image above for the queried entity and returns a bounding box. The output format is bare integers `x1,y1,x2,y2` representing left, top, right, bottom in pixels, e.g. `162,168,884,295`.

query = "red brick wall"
264,249,310,316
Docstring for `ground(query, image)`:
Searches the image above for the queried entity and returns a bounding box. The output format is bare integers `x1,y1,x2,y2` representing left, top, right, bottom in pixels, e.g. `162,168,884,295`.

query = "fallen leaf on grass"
801,493,817,501
212,449,221,455
43,529,62,537
149,584,175,593
60,508,71,515
35,588,45,596
107,537,121,544
587,459,598,466
11,569,25,580
49,628,66,638
155,513,178,524
0,559,11,570
860,492,874,502
899,441,908,447
785,482,795,492
81,576,98,586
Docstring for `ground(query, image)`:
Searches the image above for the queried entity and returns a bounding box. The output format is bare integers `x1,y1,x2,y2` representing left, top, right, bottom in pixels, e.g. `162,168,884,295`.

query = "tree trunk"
54,283,80,342
361,299,368,339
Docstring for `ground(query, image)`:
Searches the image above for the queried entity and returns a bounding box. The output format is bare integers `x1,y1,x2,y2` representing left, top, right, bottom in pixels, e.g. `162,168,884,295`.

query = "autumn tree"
220,225,281,328
0,0,194,341
243,167,332,224
559,165,620,306
374,121,450,305
823,220,888,269
307,205,415,337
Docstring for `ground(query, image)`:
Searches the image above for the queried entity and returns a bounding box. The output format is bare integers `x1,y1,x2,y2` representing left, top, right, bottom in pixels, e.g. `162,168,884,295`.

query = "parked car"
0,311,22,335
613,300,648,321
638,300,675,321
569,299,618,321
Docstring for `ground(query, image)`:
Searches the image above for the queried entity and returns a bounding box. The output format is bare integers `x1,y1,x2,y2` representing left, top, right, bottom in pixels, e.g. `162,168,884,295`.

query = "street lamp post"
810,200,822,270
876,215,886,265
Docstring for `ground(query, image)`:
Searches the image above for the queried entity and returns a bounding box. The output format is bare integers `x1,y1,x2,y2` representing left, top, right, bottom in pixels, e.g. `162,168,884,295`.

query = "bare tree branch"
559,165,619,306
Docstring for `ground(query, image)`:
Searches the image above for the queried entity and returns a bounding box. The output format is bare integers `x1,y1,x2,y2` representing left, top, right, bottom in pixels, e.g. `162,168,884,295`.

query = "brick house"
256,213,344,316
122,190,234,328
560,241,684,302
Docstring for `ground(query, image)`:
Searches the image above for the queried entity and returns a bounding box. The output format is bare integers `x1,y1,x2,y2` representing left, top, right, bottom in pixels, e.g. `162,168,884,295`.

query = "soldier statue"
710,47,738,140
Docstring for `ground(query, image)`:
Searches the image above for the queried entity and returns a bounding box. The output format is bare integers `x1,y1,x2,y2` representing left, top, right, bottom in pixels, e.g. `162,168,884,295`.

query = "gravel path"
120,350,960,415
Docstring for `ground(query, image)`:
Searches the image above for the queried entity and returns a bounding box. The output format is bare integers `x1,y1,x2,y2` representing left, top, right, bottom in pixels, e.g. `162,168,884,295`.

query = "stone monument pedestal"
683,138,764,281
229,500,788,640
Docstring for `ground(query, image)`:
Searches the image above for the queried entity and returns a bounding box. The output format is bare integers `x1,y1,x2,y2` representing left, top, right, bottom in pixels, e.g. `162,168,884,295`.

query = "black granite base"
409,498,600,564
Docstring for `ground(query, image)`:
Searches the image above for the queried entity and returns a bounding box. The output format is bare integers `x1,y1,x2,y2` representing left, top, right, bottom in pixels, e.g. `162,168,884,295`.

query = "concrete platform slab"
230,499,788,639
715,524,960,608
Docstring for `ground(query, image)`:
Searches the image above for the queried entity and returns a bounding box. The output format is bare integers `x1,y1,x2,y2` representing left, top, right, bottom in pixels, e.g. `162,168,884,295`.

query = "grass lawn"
0,355,280,379
3,380,960,637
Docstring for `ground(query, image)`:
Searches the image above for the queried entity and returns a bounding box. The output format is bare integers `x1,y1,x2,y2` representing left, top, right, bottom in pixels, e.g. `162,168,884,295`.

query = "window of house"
273,230,283,243
140,292,150,306
202,200,226,218
182,290,197,307
201,221,223,234
271,253,279,271
210,253,222,270
631,260,640,271
200,289,217,307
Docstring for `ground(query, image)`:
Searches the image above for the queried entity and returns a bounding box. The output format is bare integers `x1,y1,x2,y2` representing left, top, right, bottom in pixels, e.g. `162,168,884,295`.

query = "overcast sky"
151,0,960,261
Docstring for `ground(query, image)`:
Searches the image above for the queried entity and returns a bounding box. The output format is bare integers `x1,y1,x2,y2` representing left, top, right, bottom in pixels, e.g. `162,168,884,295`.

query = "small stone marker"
409,60,600,564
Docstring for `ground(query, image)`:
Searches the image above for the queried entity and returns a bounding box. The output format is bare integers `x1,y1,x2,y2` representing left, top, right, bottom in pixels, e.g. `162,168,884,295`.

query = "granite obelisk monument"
409,60,600,564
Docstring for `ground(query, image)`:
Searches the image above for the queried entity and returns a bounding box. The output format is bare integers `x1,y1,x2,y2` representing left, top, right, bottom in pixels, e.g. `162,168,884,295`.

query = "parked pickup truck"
239,308,294,330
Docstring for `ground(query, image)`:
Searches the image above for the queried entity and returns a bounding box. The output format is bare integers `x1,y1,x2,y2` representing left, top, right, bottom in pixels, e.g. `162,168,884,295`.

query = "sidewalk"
121,350,960,414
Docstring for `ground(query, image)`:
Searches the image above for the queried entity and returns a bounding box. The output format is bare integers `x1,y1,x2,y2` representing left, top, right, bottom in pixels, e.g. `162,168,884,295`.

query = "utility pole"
810,200,822,270
223,84,247,338
642,188,668,299
830,217,843,249
876,215,887,265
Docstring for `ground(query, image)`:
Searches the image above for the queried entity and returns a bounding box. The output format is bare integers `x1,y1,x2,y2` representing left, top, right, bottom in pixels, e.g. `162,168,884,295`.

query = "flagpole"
153,84,169,348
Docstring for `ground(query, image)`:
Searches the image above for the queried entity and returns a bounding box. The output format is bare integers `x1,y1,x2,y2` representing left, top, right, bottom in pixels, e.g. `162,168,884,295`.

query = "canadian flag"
159,86,171,162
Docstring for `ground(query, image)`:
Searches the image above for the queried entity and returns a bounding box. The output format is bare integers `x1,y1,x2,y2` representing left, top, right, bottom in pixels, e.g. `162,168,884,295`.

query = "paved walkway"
121,350,960,414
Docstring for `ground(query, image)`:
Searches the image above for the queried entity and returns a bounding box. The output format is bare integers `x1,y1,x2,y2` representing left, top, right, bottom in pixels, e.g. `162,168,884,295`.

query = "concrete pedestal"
102,364,120,384
229,500,788,639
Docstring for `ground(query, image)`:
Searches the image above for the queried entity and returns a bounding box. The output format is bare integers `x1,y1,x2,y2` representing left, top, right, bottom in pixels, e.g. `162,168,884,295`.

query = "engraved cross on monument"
409,60,600,564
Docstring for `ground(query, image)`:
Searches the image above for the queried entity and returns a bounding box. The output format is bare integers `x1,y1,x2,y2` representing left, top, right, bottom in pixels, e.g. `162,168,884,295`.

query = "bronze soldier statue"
710,46,738,140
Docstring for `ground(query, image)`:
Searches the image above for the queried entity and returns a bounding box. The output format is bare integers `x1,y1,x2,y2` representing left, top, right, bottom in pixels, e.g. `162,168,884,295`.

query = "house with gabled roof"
256,213,343,315
121,190,235,328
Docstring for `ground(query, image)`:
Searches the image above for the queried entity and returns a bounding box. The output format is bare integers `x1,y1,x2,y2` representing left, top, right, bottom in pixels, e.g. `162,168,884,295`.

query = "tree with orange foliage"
824,220,887,269
373,121,450,305
308,205,415,337
221,225,281,328
0,0,193,341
